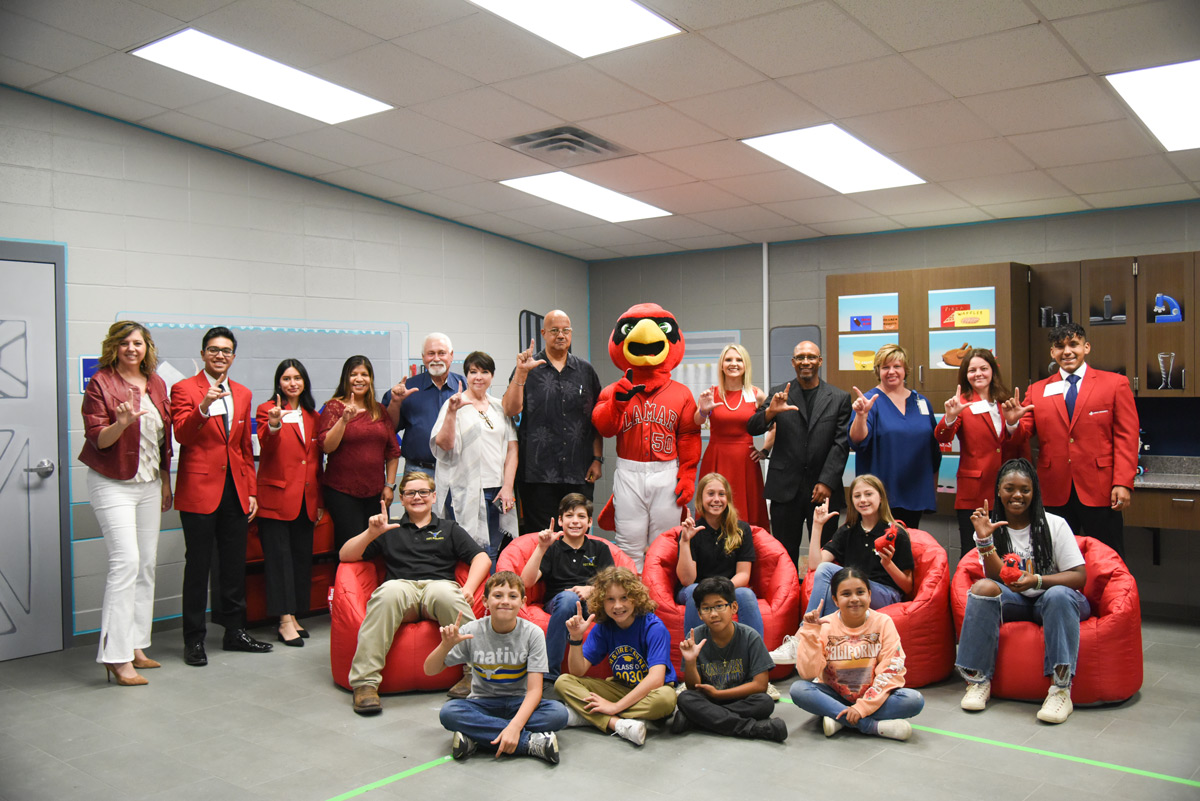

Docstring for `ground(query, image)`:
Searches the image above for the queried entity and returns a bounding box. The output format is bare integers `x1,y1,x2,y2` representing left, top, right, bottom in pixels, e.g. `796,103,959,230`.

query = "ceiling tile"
1047,154,1181,194
843,99,994,151
890,207,994,227
235,140,346,174
981,196,1090,217
735,223,822,242
1027,0,1146,20
895,138,1035,182
424,141,549,181
1053,0,1200,73
619,215,726,240
192,0,382,68
709,170,832,203
1008,119,1160,168
433,181,547,214
960,76,1126,136
138,110,263,149
666,233,752,249
648,140,781,180
835,0,1038,51
579,105,723,153
365,153,479,191
628,182,748,214
295,0,476,40
397,10,574,83
0,54,57,87
670,81,826,139
704,2,891,78
566,155,694,193
779,55,951,118
851,183,973,215
563,245,622,260
510,230,592,253
176,92,326,139
274,128,408,168
310,42,478,108
941,170,1073,205
904,25,1086,97
398,190,483,218
339,109,480,155
456,212,541,236
809,217,904,235
0,9,113,72
588,35,762,103
411,86,564,141
643,0,806,30
1167,150,1200,182
317,167,421,198
553,225,657,247
66,52,227,109
33,74,166,121
122,0,235,20
494,64,656,121
1082,183,1198,209
688,205,797,233
497,203,605,230
6,0,180,49
607,241,684,257
766,195,878,223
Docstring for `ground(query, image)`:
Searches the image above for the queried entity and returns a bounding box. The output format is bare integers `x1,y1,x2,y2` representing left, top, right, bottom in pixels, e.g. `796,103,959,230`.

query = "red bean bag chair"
497,532,637,678
951,536,1142,704
330,559,485,693
799,528,955,688
642,525,800,681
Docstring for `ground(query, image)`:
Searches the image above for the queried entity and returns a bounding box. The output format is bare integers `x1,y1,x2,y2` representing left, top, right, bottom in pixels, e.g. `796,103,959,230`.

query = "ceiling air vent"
501,126,632,168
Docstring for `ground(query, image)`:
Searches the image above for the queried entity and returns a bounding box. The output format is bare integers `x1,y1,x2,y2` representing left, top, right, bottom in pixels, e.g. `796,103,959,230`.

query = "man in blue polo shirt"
384,332,466,478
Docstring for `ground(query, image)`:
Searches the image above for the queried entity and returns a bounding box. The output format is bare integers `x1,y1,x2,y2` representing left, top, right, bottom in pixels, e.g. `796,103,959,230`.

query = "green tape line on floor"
326,756,453,801
778,697,1200,788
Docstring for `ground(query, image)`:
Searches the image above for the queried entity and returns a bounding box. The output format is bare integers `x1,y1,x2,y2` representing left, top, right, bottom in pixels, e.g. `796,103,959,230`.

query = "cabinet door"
1136,252,1195,396
1029,262,1082,383
1080,257,1137,390
824,271,920,393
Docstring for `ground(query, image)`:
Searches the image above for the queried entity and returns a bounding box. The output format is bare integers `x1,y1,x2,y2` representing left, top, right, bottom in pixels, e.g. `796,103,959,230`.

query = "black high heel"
277,631,304,647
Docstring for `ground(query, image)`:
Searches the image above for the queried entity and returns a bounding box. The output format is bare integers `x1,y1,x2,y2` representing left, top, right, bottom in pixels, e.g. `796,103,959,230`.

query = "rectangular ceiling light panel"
501,172,670,222
1106,59,1200,152
742,124,925,194
132,29,392,124
468,0,680,58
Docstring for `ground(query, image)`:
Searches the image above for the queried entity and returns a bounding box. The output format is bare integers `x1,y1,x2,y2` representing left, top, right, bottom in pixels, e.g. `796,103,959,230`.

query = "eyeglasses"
401,489,433,499
205,346,234,356
792,354,820,362
699,603,731,615
478,410,493,430
546,327,572,337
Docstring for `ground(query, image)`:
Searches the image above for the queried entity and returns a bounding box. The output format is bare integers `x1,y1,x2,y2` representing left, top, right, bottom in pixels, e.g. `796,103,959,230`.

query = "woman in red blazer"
934,349,1028,557
79,321,172,686
255,359,323,647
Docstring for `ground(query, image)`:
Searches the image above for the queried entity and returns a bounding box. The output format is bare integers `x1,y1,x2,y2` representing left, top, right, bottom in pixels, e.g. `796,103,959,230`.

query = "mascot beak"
622,318,670,367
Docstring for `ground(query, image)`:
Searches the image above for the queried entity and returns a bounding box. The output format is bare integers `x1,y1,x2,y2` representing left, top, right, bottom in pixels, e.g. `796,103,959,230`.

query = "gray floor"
1,617,1197,801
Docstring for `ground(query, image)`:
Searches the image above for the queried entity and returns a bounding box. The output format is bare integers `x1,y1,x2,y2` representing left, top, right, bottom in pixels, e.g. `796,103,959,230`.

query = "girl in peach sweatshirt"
788,566,924,740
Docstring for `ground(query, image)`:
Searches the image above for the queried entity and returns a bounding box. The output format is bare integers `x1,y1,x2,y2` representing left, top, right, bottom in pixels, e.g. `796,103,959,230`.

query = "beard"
427,361,448,377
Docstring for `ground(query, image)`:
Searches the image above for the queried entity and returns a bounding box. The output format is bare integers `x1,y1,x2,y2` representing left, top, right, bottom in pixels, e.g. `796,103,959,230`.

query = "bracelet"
977,546,996,557
516,382,525,387
568,638,583,646
592,456,604,464
1035,574,1043,591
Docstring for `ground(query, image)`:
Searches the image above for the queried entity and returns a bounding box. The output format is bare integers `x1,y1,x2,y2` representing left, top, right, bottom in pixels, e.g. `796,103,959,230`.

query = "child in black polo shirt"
520,494,615,680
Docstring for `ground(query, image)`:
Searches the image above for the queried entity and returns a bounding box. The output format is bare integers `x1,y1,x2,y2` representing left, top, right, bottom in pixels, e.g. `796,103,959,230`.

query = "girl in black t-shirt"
676,473,763,638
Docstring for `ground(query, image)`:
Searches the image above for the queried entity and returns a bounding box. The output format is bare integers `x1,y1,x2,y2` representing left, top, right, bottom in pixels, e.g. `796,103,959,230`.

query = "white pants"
613,457,683,571
87,470,161,664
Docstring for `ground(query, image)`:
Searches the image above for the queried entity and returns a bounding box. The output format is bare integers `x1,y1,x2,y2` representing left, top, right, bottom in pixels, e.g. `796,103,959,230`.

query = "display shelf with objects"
1136,252,1194,398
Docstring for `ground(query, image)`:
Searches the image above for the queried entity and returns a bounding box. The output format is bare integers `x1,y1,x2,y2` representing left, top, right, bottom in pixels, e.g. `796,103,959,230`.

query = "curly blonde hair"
587,566,656,623
98,321,158,377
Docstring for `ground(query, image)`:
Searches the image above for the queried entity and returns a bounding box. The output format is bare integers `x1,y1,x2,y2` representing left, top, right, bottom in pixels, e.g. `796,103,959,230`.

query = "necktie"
1064,374,1079,420
218,383,231,433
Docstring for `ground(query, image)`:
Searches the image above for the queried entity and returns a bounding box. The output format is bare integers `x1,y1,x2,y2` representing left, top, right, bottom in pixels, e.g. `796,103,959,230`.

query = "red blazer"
254,401,322,521
171,372,256,515
934,393,1029,510
78,367,173,481
1009,367,1139,507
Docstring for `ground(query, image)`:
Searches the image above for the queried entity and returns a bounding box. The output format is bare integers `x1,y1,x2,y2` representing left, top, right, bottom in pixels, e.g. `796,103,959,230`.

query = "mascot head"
608,302,685,374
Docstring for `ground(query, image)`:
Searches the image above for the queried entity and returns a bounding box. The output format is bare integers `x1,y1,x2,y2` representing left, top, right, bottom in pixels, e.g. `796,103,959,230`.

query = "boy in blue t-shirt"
553,566,677,746
425,571,568,763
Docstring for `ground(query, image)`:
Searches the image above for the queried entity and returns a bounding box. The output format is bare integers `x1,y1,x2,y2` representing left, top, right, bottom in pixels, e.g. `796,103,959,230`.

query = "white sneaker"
769,635,798,665
877,720,912,741
822,716,843,737
612,718,647,746
1037,686,1073,724
564,706,588,728
525,732,559,764
961,680,991,711
765,682,781,702
674,682,686,696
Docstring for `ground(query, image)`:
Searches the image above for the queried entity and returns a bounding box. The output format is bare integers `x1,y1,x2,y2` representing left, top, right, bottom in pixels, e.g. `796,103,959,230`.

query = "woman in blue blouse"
848,344,941,529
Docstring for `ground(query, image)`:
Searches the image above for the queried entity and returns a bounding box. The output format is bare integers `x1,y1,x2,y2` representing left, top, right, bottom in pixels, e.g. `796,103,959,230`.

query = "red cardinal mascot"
592,303,701,569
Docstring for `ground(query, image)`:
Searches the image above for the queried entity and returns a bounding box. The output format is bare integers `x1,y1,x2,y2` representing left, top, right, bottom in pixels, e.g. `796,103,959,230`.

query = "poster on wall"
929,329,997,370
838,333,899,371
837,292,899,332
927,287,995,329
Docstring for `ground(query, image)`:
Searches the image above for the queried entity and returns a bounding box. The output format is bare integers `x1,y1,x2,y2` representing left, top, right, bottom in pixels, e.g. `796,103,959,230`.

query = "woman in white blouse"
431,351,517,566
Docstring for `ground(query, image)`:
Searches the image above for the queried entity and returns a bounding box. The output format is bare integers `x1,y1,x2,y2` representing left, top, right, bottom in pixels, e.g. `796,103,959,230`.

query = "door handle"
24,459,55,478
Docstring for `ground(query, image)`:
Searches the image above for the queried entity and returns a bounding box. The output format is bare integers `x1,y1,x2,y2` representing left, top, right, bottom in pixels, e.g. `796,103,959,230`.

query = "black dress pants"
180,472,248,644
323,487,381,551
258,510,314,617
1047,486,1124,556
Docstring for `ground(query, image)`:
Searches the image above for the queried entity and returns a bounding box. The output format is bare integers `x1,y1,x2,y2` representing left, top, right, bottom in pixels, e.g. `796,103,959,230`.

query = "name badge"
282,409,302,424
207,397,229,416
969,400,992,415
1043,380,1066,397
916,399,930,415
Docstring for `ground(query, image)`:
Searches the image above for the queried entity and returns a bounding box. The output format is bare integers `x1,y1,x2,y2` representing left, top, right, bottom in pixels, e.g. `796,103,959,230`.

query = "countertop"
1135,455,1200,492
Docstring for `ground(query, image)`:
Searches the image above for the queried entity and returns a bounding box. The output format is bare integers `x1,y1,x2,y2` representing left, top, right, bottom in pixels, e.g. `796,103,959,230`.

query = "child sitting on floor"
425,571,567,763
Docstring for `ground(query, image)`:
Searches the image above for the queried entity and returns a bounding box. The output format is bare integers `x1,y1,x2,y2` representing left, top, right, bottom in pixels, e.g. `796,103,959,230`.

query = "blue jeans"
789,681,924,733
805,561,904,614
544,590,582,680
439,696,568,752
677,584,764,638
955,582,1090,686
482,487,503,569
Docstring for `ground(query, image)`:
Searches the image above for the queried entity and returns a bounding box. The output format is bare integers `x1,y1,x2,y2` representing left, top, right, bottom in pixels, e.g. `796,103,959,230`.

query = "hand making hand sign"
851,386,878,417
114,387,149,428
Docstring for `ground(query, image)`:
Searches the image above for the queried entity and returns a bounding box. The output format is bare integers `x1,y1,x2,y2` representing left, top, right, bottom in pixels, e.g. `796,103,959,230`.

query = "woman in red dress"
695,344,770,531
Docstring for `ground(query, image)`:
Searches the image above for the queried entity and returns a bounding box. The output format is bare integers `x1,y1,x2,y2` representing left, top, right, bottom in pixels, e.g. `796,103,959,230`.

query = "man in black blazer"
747,341,851,566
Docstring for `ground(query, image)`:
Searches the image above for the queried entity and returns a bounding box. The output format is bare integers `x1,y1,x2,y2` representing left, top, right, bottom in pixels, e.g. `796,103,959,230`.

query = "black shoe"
277,631,304,647
295,627,310,639
668,708,691,734
754,718,789,742
184,641,208,667
222,629,273,653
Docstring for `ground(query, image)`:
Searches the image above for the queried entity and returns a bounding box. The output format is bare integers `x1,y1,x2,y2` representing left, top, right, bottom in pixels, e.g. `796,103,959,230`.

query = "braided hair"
990,458,1056,575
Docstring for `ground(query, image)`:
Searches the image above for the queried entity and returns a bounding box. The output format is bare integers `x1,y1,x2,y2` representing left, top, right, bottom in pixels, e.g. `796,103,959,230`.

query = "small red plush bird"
999,553,1023,584
874,521,902,555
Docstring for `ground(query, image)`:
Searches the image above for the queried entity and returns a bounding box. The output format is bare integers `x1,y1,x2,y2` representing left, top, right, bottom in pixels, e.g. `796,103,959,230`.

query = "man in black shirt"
340,472,490,715
501,310,603,533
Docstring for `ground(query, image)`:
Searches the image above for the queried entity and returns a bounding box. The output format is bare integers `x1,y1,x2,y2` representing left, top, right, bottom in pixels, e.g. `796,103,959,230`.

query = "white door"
0,257,63,660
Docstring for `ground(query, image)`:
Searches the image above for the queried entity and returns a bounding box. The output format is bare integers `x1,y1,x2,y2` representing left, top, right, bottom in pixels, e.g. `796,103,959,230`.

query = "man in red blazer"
171,327,271,666
1004,323,1139,554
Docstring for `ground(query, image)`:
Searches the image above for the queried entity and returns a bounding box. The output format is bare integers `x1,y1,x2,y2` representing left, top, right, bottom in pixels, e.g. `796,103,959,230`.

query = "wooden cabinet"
1028,261,1081,382
1124,489,1200,530
1136,252,1194,397
1080,256,1137,388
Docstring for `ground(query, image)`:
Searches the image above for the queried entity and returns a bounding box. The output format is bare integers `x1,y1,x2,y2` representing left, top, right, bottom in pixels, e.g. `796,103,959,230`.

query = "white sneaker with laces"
961,680,991,711
877,720,912,741
1037,686,1073,724
822,716,843,737
765,682,781,702
612,718,647,746
769,635,798,665
524,731,559,764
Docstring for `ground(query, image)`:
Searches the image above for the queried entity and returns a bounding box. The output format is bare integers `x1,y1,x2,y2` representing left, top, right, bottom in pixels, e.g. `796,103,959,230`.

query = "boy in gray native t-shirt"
425,571,568,763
